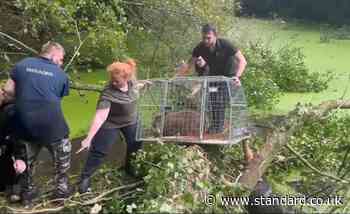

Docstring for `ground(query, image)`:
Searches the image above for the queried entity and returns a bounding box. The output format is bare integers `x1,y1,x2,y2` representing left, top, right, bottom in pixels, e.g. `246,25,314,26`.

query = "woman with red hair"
76,59,143,193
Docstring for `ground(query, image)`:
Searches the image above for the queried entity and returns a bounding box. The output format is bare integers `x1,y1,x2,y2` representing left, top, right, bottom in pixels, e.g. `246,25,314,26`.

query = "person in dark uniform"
76,59,143,194
0,88,26,203
176,24,247,133
3,41,72,205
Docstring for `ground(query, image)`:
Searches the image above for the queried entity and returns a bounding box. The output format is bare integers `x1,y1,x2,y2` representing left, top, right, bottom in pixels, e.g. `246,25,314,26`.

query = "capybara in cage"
152,111,205,137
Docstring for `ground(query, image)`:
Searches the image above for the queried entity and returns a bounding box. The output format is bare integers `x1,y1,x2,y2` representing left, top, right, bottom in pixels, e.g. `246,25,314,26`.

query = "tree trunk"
239,100,350,190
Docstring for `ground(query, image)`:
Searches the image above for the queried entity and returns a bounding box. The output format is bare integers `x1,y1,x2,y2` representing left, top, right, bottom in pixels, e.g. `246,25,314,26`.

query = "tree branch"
238,99,350,190
4,180,144,214
286,143,350,184
63,22,88,72
0,31,38,54
69,81,104,92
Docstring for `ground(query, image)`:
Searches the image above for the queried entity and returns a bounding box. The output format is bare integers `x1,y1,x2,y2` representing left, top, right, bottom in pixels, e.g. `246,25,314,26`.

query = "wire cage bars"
136,76,250,145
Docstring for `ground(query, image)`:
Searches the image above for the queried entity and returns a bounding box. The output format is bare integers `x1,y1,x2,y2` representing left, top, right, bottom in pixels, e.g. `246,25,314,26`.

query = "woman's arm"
76,107,110,153
85,107,110,142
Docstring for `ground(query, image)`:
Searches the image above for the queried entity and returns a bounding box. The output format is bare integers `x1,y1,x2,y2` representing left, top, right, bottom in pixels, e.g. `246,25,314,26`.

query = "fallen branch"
69,81,104,92
82,180,143,206
238,99,350,190
4,180,144,214
0,31,38,54
309,100,350,117
285,144,350,184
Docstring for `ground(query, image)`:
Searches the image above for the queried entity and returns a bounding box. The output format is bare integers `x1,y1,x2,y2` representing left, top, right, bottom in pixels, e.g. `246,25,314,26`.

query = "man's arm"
233,50,247,78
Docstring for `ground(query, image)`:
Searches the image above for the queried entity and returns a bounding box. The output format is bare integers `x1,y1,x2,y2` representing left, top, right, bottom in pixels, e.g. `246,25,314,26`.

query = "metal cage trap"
136,76,251,145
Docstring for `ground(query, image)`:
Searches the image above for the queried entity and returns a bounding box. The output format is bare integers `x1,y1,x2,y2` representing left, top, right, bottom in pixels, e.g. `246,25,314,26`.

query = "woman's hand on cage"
76,137,92,154
136,80,153,91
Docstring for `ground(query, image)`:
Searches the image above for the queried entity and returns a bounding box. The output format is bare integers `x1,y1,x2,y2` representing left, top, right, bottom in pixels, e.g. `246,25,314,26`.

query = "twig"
63,36,88,72
340,72,350,100
286,144,350,184
81,180,144,205
141,160,166,170
0,52,28,55
74,21,82,44
0,31,38,54
4,180,144,214
119,189,141,198
337,145,350,177
4,205,65,214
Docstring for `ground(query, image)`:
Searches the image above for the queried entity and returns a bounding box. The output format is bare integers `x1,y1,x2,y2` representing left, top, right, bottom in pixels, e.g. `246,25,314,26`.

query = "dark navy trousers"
81,123,142,179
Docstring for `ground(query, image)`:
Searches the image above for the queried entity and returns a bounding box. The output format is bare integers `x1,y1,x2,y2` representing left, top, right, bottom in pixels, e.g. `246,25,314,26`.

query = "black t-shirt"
10,57,70,143
192,38,238,77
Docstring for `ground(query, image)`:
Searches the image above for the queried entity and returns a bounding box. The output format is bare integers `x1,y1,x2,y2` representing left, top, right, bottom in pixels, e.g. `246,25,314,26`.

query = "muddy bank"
34,123,269,177
35,136,127,176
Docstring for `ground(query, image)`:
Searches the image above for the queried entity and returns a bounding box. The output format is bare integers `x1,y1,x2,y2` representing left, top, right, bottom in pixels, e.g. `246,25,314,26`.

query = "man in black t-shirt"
176,24,247,133
176,24,247,83
3,41,72,205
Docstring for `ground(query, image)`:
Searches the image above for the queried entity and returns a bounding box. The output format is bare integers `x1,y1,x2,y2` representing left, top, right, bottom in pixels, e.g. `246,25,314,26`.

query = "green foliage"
264,113,350,213
127,143,247,213
125,0,235,79
131,143,211,212
14,0,129,68
272,45,329,92
289,114,350,172
242,41,329,109
244,71,280,110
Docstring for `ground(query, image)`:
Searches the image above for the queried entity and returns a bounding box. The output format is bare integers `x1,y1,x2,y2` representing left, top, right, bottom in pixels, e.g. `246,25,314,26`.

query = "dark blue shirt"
10,57,70,143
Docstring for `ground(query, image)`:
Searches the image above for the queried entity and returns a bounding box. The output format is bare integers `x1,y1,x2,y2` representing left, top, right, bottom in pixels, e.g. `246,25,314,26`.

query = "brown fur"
152,111,204,137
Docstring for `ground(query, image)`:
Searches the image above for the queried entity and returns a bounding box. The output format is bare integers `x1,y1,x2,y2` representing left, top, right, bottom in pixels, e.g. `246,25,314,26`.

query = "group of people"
0,23,247,206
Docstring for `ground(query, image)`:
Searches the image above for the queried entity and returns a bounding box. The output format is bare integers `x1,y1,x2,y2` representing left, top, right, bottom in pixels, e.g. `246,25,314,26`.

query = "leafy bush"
241,41,329,109
272,46,329,92
264,113,350,213
242,41,281,109
242,66,281,109
131,143,212,212
289,114,350,172
129,143,248,213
